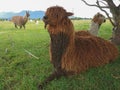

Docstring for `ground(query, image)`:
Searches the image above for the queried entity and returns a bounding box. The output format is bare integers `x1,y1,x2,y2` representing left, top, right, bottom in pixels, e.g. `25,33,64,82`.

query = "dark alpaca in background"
38,6,118,89
11,11,30,29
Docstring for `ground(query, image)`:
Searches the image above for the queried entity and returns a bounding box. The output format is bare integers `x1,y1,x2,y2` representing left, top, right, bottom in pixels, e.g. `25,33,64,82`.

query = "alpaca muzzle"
43,16,48,29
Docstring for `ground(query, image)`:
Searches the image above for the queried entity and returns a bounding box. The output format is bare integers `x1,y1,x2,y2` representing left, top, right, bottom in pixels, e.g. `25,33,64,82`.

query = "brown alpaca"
38,6,118,89
11,11,30,29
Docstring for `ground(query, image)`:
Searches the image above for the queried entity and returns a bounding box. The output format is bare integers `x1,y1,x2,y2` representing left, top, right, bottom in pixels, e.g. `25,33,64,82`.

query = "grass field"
0,20,120,90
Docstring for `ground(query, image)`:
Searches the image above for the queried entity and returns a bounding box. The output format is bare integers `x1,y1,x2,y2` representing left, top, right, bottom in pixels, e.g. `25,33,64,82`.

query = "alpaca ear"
66,12,74,16
26,11,29,14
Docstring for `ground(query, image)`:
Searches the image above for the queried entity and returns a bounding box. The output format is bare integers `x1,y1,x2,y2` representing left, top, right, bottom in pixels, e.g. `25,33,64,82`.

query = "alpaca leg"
38,71,58,90
38,68,66,90
20,26,22,29
23,25,25,29
14,24,18,29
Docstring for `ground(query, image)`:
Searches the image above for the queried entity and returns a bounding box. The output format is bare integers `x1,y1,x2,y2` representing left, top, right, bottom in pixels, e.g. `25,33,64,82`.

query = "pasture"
0,20,120,90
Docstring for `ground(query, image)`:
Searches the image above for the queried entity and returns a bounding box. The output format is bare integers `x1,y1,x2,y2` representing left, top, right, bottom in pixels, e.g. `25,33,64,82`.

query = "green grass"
0,20,120,90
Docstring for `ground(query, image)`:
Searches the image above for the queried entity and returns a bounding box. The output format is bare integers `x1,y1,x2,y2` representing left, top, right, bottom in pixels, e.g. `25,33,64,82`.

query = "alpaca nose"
43,16,48,20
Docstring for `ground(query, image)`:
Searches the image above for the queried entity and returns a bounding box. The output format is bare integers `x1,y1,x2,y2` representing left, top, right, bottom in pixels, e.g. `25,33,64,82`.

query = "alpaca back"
75,31,92,36
61,35,118,74
12,16,24,26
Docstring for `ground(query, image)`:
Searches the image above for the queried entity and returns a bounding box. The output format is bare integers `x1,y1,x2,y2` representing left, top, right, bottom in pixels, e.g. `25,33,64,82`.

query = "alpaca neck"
89,21,101,36
23,16,28,24
49,19,75,60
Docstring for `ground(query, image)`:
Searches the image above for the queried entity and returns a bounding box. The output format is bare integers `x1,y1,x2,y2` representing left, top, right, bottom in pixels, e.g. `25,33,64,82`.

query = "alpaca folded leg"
38,71,57,90
38,68,66,90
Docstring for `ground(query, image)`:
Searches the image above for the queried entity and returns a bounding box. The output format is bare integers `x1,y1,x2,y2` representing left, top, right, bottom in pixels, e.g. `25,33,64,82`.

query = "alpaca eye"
43,16,48,19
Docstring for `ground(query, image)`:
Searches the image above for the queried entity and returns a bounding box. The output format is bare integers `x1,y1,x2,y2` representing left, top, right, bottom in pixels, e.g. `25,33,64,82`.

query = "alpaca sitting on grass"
38,6,118,89
11,11,30,29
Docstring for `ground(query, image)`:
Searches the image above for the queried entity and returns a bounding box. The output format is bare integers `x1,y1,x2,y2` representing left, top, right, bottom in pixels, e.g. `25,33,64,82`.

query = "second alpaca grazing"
39,6,118,89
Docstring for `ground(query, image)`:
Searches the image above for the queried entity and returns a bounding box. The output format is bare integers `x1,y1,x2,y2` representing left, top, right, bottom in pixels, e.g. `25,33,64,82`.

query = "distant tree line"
70,17,91,20
0,18,9,21
0,17,92,21
0,18,42,21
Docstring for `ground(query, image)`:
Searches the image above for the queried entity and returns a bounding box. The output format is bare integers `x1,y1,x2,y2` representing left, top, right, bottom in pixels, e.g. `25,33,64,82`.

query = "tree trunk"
108,3,120,45
111,12,120,45
111,25,120,45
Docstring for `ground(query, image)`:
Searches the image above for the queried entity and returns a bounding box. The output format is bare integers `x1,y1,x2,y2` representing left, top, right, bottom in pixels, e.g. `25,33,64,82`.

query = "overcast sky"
0,0,119,18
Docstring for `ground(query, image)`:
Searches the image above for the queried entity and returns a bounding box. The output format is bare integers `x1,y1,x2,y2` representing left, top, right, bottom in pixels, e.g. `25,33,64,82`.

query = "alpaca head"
43,6,73,28
92,12,106,26
25,11,30,17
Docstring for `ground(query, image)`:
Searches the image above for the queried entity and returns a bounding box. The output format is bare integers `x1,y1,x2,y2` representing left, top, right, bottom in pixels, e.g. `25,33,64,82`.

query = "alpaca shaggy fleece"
39,6,119,89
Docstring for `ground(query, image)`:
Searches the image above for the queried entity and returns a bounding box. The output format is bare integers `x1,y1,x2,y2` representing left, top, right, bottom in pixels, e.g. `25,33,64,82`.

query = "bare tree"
82,0,120,45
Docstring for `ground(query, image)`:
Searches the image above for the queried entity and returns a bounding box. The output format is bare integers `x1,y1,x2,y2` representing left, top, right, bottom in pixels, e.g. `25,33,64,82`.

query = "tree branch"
82,0,98,7
81,0,115,26
81,0,109,8
96,0,115,26
105,0,116,8
99,0,108,6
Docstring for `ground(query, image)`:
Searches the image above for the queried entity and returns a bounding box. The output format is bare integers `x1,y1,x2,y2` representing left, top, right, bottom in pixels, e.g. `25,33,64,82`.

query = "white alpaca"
89,12,106,36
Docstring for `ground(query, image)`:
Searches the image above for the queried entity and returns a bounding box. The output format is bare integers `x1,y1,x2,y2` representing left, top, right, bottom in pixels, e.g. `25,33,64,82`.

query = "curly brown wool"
38,6,118,89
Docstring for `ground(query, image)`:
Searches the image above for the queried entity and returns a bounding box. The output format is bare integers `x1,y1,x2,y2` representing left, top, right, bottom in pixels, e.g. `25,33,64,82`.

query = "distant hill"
0,10,45,20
